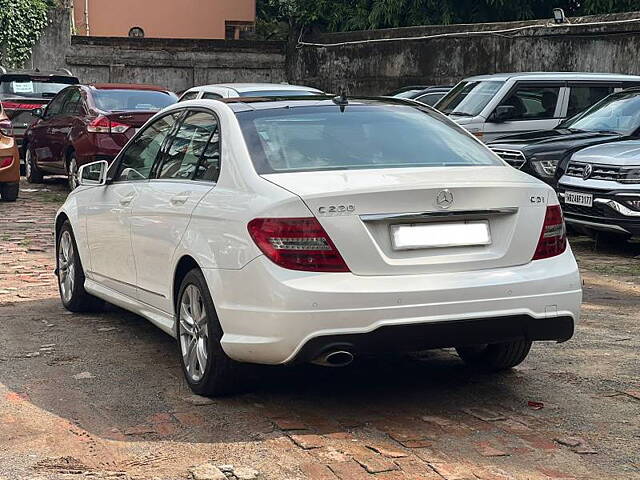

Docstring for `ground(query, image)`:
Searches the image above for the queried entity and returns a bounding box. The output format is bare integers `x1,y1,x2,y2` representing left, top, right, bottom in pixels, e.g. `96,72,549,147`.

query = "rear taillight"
0,157,13,168
248,217,350,272
0,119,13,136
1,101,44,111
532,205,567,260
87,115,130,134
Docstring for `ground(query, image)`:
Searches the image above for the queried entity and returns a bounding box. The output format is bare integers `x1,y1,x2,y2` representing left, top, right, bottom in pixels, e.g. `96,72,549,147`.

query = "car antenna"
332,91,348,112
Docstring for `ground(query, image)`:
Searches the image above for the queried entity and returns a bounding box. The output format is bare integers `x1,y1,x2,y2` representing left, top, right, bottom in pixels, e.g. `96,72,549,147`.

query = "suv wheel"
25,148,43,184
57,221,104,312
0,182,19,201
456,340,532,370
177,269,246,396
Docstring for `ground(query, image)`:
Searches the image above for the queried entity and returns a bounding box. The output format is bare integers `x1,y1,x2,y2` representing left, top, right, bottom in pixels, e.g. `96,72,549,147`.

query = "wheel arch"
55,211,70,241
173,255,202,327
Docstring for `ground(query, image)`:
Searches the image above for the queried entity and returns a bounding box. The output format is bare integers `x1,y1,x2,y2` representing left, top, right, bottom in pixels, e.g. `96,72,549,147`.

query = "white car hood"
571,140,640,167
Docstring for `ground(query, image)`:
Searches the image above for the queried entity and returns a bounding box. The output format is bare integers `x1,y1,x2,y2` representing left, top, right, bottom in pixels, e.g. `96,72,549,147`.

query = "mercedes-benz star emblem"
582,164,593,180
436,189,454,209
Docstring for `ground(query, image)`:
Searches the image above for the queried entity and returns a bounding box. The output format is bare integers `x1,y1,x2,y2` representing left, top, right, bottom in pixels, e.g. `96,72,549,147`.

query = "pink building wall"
73,0,255,39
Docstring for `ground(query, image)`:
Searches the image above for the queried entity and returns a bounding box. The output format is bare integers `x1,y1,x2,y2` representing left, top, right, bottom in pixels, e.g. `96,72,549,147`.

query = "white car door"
130,109,220,313
483,83,566,142
85,111,181,298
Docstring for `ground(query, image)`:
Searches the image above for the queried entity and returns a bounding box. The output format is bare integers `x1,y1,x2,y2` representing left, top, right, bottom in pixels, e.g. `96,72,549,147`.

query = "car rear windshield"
436,80,504,116
237,104,502,174
0,74,78,99
561,90,640,136
238,90,321,97
93,89,176,112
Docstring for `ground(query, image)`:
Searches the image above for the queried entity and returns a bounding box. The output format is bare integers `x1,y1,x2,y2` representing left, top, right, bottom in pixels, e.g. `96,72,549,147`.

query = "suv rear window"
238,104,502,174
93,89,177,111
0,74,79,99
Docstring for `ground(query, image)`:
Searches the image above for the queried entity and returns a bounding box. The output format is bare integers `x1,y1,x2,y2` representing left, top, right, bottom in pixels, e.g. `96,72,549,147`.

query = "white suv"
437,72,640,142
55,97,582,396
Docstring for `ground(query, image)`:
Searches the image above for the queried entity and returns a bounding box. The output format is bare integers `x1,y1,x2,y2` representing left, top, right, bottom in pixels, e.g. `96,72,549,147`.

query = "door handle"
170,193,190,206
119,193,136,206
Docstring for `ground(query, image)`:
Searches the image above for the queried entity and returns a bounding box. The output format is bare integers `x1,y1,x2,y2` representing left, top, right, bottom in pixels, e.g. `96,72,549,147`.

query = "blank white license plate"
390,221,491,250
565,191,593,207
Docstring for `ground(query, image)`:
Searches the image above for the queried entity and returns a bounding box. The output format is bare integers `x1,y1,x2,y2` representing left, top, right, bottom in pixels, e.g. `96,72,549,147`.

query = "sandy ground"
0,178,638,480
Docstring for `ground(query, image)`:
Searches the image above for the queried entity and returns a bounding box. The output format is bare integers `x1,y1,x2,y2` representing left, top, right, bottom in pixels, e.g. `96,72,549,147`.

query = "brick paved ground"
0,178,638,480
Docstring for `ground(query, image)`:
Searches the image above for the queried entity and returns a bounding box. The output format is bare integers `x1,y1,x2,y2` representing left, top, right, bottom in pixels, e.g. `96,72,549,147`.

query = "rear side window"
498,85,561,120
202,92,223,100
566,86,614,118
93,89,176,111
179,91,199,102
238,104,502,174
157,111,219,181
415,93,446,106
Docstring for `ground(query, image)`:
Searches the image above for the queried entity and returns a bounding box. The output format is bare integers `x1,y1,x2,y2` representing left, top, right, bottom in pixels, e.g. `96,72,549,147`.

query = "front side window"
114,112,180,181
437,80,504,116
497,85,561,121
562,91,640,135
61,89,83,115
157,111,219,181
238,104,502,174
93,89,176,112
566,86,614,118
44,89,71,119
415,93,446,107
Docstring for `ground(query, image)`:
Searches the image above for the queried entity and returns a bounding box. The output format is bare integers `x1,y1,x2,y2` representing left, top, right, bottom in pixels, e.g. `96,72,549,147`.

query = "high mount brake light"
87,115,130,134
532,205,567,260
1,101,44,111
248,217,350,272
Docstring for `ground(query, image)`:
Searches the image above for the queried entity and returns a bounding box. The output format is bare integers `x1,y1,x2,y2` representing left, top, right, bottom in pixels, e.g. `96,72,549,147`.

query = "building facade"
72,0,255,39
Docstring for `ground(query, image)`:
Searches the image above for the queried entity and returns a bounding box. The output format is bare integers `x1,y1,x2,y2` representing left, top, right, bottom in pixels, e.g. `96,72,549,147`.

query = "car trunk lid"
263,166,552,276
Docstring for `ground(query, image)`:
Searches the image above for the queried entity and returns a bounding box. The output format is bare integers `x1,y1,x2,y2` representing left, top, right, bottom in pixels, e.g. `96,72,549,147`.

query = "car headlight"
619,167,640,184
622,198,640,210
529,152,563,178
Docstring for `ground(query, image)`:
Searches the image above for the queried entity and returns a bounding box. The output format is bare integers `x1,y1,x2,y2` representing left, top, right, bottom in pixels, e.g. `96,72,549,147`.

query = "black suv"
0,68,80,156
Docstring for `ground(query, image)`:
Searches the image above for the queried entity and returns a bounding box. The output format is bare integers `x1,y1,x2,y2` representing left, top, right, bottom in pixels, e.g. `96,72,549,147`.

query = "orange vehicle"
0,103,19,201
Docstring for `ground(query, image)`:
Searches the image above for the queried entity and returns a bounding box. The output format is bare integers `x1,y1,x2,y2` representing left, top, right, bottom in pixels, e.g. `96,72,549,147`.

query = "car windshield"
237,104,502,174
238,90,321,97
93,89,176,111
436,80,504,116
561,91,640,135
0,75,78,99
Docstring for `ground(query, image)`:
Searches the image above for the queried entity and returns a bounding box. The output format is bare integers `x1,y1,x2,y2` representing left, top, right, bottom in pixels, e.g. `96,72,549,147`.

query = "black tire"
25,147,43,184
56,221,104,312
176,268,246,396
456,340,532,371
66,152,78,191
0,182,19,201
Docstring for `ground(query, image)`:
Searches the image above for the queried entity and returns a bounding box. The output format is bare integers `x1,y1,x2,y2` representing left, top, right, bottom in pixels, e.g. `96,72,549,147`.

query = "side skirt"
84,278,177,338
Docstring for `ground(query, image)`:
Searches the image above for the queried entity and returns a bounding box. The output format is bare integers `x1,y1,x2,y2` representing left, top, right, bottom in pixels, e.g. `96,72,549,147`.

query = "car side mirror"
78,160,108,186
32,108,44,119
492,105,517,123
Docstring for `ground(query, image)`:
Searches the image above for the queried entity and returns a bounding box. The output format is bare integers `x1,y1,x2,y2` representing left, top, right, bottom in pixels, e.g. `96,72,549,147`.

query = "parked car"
23,83,177,189
557,139,640,241
436,72,640,142
0,68,79,157
54,96,581,395
177,83,324,101
0,104,19,201
389,85,453,107
488,88,640,184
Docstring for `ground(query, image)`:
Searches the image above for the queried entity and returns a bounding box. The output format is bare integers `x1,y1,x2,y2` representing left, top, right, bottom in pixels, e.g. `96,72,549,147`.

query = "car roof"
187,83,323,94
461,72,640,82
174,95,423,114
87,83,171,92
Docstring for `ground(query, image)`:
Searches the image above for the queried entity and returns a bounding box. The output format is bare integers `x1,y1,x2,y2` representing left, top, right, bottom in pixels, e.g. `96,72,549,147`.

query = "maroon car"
23,83,177,188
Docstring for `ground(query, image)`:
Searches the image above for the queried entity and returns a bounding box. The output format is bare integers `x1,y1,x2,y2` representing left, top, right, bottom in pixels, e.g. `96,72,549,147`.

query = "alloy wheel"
58,230,76,303
179,284,209,382
68,157,78,190
25,150,32,179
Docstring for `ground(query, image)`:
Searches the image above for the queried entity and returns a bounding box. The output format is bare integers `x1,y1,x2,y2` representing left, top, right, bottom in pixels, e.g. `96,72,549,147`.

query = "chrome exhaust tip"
311,350,354,368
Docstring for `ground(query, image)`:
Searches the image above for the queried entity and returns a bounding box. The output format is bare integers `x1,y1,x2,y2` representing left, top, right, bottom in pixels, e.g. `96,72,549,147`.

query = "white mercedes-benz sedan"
54,96,582,396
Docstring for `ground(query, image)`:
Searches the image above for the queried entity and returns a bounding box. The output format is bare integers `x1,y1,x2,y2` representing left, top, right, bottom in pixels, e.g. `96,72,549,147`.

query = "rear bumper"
294,314,574,363
204,249,581,365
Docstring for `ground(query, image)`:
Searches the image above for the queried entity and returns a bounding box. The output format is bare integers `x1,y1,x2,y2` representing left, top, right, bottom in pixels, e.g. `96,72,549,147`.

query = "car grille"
562,202,615,218
489,148,526,169
565,161,622,181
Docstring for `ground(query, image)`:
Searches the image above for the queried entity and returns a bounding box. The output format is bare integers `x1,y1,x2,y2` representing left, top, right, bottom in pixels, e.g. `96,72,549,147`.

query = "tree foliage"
0,0,50,68
258,0,640,36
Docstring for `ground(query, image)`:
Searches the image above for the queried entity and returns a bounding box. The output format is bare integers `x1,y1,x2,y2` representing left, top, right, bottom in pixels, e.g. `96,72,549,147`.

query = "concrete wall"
30,8,285,93
72,0,255,39
287,12,640,95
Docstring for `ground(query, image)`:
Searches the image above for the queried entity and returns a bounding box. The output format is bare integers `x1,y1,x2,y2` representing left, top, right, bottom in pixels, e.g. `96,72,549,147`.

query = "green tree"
0,0,50,68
